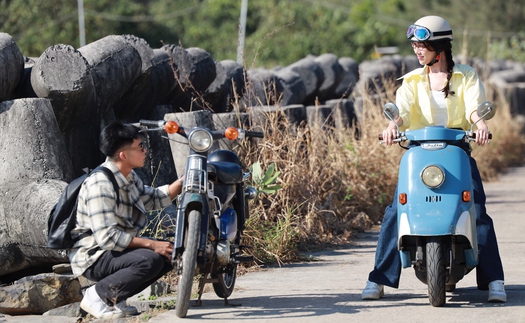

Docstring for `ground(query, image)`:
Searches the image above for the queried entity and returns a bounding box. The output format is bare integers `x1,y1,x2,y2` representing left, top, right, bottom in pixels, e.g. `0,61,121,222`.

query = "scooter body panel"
396,127,478,272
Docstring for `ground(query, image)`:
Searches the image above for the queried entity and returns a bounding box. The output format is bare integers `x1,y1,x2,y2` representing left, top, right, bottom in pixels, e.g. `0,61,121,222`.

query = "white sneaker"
115,300,139,315
362,280,384,300
80,285,125,319
488,280,507,302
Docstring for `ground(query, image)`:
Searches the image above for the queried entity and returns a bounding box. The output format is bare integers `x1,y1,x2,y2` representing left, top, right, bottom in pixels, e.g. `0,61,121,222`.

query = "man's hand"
151,240,174,259
129,237,174,259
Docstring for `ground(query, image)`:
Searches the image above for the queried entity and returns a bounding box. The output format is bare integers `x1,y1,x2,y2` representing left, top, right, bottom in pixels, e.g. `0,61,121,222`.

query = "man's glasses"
121,142,145,153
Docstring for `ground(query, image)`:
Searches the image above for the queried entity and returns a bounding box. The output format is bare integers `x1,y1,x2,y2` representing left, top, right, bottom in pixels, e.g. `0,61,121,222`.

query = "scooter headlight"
421,165,445,188
188,129,213,152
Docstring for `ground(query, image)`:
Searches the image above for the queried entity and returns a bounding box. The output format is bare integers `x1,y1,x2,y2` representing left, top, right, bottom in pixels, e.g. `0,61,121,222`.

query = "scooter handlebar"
470,133,493,140
378,133,404,144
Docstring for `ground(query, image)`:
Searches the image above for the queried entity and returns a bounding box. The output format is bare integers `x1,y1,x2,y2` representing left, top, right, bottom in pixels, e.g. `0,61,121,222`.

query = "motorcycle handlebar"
245,131,264,138
138,119,265,140
139,119,165,127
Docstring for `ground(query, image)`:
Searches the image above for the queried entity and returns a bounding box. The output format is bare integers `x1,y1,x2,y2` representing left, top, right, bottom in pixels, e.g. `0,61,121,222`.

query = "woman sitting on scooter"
361,15,506,302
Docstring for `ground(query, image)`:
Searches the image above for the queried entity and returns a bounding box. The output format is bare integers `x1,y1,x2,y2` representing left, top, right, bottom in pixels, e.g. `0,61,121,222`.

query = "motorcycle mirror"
383,102,400,122
476,101,497,121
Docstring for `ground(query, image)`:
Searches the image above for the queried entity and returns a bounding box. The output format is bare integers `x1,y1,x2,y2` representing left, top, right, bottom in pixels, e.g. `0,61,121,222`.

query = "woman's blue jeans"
368,153,504,289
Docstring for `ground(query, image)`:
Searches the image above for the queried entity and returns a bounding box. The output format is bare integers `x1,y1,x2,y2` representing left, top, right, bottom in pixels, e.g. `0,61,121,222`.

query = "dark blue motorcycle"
137,119,263,317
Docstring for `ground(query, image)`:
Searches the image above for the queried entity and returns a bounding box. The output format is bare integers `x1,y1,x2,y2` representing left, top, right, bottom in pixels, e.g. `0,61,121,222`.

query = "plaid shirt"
68,160,172,276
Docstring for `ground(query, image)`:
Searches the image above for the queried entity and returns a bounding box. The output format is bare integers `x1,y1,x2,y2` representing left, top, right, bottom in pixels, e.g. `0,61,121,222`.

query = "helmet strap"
427,49,443,66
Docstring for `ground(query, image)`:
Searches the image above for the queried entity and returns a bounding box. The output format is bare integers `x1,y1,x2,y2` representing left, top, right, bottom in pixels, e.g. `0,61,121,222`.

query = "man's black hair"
100,120,141,158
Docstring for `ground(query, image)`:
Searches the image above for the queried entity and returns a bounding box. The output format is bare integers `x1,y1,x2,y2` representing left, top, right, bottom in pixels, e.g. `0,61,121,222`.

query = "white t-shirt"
431,90,448,126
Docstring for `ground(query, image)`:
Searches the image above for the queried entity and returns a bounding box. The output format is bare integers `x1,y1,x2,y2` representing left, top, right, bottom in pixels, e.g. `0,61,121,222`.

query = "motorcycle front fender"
172,193,210,252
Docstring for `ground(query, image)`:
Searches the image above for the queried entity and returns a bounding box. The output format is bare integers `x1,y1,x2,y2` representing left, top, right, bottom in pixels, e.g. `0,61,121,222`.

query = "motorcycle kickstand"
195,275,207,307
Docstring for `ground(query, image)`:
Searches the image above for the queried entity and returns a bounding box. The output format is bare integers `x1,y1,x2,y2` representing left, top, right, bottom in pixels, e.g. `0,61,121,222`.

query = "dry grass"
234,82,525,265
471,91,525,180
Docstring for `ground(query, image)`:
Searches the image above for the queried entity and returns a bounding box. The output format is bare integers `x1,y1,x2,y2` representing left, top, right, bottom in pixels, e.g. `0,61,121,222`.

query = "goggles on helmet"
406,24,452,41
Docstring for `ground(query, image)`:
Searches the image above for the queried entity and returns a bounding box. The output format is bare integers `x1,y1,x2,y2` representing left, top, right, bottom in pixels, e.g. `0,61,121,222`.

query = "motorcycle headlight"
188,129,213,152
421,165,445,188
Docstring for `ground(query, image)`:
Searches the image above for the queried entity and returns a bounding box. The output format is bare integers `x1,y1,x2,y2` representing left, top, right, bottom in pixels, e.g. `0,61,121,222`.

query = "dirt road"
150,167,525,323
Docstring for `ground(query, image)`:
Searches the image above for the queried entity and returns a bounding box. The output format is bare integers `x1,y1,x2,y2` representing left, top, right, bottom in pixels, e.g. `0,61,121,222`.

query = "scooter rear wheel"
427,237,446,307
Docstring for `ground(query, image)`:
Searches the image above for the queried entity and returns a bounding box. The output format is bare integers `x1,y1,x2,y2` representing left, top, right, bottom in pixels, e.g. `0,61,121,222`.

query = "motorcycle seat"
207,161,243,184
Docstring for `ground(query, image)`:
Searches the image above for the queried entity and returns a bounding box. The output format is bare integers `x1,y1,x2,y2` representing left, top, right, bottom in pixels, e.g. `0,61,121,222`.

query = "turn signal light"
164,121,179,134
462,190,471,202
225,127,239,140
399,193,407,205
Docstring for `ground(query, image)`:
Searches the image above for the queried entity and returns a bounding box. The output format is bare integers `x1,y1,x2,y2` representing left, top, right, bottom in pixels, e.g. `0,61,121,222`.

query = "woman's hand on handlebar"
382,121,399,146
474,120,491,146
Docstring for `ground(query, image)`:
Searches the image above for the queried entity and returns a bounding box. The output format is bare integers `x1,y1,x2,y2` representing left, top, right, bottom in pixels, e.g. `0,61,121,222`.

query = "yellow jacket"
396,64,486,131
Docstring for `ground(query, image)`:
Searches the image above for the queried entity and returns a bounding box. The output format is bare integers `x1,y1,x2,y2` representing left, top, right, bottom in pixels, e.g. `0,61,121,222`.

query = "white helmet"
406,15,453,42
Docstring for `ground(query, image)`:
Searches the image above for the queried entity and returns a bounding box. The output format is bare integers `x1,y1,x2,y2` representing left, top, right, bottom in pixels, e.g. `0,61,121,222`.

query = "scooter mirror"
383,102,400,122
477,101,496,121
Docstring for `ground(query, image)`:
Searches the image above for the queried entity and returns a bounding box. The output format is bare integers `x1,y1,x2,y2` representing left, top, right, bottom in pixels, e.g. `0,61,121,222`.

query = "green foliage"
3,0,525,64
490,31,525,62
249,161,282,198
245,204,301,264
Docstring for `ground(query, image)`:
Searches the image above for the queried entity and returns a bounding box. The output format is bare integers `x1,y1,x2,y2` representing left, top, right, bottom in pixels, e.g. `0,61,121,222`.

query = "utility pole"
78,0,86,47
237,0,248,65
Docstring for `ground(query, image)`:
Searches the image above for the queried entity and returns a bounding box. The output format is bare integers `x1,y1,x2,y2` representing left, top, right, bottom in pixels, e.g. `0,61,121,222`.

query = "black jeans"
84,248,173,305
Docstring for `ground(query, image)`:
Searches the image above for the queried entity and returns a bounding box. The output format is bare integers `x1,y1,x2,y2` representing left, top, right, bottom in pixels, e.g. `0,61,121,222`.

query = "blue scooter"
380,101,496,307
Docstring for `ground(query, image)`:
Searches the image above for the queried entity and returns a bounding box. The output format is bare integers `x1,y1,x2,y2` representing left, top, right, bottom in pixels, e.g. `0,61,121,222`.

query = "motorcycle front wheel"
212,264,237,298
427,237,446,307
175,210,201,318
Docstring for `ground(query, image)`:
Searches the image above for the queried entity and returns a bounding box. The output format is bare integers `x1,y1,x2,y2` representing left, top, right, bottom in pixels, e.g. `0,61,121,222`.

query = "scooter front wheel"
427,237,446,307
175,210,201,318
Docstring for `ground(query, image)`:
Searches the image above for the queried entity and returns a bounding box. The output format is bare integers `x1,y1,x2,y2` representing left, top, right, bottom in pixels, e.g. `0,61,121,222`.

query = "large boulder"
285,56,324,104
272,68,307,106
164,46,217,112
0,33,24,102
312,53,344,102
335,57,359,98
204,59,245,113
240,68,285,108
0,273,82,315
112,35,156,121
0,98,73,280
30,44,96,132
355,56,402,96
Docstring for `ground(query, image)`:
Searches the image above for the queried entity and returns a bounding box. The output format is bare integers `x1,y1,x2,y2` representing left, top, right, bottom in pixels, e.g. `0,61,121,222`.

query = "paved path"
150,167,525,323
4,167,525,323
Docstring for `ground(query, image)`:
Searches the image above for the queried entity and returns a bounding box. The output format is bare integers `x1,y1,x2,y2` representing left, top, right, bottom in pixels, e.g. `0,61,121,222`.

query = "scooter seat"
207,161,243,184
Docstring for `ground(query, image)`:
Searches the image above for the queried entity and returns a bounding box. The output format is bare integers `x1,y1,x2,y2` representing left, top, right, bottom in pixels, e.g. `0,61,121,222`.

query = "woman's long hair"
424,39,455,97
